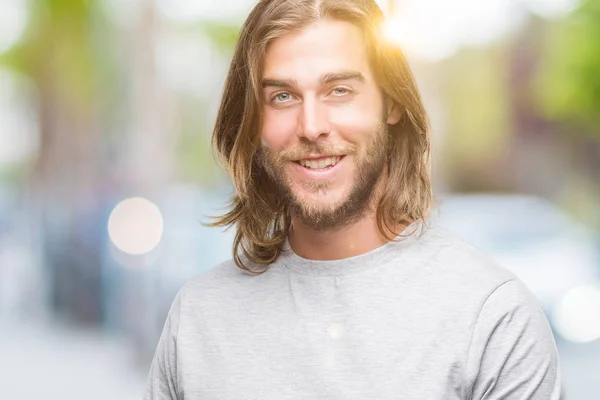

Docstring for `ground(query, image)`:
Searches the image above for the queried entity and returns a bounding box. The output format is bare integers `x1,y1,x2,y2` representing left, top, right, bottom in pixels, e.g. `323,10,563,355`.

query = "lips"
297,156,343,170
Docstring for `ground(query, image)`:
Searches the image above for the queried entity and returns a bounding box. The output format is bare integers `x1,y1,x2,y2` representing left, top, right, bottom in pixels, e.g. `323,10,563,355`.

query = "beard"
257,122,389,232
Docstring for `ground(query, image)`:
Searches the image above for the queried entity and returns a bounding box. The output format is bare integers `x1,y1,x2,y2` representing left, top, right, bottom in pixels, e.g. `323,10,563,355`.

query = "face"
258,19,401,231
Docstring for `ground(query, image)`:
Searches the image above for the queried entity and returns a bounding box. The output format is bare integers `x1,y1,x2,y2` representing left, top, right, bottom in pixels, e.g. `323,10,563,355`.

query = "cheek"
261,109,298,150
329,107,382,142
329,90,384,140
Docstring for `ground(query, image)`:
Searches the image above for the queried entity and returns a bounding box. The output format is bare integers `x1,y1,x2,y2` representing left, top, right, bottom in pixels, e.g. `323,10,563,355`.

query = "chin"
298,183,346,201
294,193,348,215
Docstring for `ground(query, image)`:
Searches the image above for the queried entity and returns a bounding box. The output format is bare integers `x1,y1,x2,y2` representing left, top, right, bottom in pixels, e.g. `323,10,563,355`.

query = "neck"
288,213,408,261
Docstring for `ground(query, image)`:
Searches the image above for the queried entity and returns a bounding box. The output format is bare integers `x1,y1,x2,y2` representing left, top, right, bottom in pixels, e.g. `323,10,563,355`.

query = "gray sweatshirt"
144,224,565,399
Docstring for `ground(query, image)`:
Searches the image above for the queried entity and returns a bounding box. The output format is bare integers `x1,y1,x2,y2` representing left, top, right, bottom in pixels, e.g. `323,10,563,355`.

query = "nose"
299,96,330,142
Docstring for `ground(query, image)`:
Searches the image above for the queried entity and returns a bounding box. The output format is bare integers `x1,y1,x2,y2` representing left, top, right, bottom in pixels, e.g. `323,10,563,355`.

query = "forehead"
262,19,373,82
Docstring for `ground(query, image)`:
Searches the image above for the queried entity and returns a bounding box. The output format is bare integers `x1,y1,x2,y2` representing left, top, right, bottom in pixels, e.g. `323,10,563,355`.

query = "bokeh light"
107,197,164,256
0,0,28,54
525,0,580,18
553,284,600,343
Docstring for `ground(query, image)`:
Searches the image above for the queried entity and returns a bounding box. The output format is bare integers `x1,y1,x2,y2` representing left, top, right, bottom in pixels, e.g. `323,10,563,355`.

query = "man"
145,0,565,399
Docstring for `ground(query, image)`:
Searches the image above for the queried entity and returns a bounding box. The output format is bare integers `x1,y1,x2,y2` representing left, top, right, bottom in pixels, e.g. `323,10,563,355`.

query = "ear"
385,97,403,126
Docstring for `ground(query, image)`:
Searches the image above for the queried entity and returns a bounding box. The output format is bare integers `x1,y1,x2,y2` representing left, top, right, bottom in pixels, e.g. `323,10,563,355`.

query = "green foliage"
200,21,241,51
440,44,513,165
176,20,241,54
174,20,241,184
176,107,226,188
535,0,600,135
0,0,104,109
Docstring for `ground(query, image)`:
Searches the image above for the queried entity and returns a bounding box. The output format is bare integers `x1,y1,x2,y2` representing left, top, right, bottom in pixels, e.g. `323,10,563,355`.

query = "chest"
176,298,468,400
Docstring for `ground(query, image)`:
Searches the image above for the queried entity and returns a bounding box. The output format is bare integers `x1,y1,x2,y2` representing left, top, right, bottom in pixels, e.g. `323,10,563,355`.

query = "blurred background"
0,0,599,398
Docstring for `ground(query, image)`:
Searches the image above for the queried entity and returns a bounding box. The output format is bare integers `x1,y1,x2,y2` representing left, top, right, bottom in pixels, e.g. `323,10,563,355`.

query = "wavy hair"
210,0,433,273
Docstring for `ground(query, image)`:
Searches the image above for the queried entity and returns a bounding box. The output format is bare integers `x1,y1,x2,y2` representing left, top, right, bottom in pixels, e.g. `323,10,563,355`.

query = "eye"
272,92,293,103
331,87,353,96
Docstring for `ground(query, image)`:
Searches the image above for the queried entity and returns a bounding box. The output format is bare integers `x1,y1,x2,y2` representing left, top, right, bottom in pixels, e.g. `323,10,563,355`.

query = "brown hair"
210,0,433,273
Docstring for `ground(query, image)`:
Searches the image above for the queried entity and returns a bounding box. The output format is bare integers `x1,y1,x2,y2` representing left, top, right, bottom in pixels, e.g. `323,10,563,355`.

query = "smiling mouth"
296,156,344,171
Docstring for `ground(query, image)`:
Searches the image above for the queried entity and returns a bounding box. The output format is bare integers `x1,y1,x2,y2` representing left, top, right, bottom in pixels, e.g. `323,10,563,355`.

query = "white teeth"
299,156,341,170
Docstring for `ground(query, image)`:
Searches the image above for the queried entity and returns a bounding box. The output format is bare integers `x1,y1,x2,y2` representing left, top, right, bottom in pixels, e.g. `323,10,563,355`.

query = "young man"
145,1,565,399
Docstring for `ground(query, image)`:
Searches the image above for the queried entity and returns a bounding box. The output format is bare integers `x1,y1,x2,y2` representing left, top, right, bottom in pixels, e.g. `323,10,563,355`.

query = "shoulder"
177,260,247,299
477,278,547,324
175,258,285,311
390,224,525,314
404,224,516,286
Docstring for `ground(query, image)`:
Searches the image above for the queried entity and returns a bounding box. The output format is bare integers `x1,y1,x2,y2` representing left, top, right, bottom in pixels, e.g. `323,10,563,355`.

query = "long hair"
210,0,433,273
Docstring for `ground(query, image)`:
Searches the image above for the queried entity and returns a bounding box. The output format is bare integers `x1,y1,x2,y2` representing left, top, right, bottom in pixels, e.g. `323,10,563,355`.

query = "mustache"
269,143,357,161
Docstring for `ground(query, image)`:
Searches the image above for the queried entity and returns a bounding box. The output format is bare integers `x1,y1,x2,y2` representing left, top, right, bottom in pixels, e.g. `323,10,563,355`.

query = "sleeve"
465,279,566,400
143,288,184,400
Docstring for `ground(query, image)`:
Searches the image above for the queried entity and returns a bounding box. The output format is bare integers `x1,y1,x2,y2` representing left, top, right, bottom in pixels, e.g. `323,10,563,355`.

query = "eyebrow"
262,70,366,89
262,78,299,89
320,71,366,85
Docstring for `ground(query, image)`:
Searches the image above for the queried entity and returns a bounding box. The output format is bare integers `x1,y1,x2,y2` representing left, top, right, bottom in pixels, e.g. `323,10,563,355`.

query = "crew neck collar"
278,220,425,276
